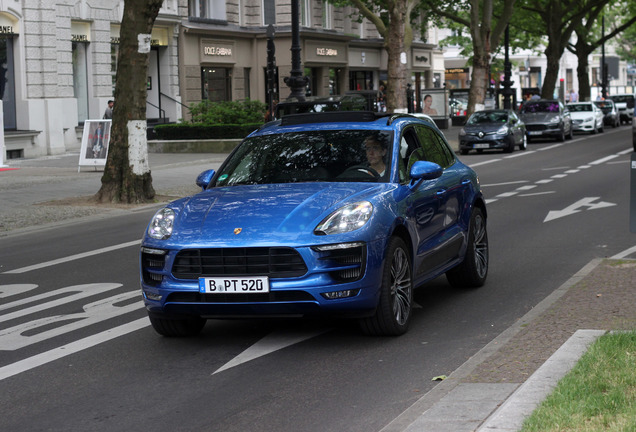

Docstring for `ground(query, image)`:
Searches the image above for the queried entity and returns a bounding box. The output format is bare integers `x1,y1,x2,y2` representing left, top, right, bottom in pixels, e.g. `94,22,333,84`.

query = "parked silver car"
568,102,605,134
519,99,573,142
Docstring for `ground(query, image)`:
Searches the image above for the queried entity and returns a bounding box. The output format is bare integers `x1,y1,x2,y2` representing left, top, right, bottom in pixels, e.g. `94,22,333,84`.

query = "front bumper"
459,133,514,151
525,124,562,138
572,119,596,132
139,240,386,319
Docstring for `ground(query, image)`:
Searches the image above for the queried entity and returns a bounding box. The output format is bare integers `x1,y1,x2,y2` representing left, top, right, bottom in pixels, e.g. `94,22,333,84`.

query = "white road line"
519,191,556,197
468,159,502,168
535,179,554,184
482,180,528,187
590,154,619,165
516,185,537,191
3,240,140,274
0,318,149,381
611,245,636,260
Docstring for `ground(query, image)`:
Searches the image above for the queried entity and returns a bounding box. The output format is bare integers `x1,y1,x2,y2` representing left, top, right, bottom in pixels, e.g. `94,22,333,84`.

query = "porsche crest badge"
234,228,242,235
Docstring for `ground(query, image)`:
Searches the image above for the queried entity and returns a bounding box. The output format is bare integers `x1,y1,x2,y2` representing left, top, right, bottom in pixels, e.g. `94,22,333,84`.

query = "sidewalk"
1,140,634,431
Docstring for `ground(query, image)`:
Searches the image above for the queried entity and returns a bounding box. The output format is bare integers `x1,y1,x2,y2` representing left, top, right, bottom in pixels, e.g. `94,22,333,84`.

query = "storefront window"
349,71,373,91
190,0,226,20
263,0,276,25
72,42,89,124
202,67,232,102
0,36,15,130
328,68,339,95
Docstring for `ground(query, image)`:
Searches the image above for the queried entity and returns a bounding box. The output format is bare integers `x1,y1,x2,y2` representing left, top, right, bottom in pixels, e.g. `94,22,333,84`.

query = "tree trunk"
467,53,489,118
541,41,562,99
95,0,163,204
576,49,592,102
385,0,408,112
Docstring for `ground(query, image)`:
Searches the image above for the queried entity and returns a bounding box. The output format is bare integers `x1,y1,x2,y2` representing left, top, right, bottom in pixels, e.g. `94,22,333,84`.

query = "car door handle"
461,179,471,185
436,189,447,197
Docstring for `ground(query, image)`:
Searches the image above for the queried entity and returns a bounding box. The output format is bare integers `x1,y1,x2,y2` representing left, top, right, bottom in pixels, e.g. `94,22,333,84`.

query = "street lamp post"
501,25,514,110
284,0,308,101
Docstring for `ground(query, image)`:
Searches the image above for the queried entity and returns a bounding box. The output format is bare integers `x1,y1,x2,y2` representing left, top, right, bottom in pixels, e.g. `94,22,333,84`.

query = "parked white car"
567,102,605,134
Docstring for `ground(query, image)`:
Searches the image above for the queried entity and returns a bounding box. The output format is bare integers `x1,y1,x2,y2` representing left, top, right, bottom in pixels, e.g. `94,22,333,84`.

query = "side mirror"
196,169,216,190
410,160,443,181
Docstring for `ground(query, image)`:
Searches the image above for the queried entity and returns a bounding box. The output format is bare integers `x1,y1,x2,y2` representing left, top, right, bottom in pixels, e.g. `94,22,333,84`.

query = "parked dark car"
519,99,573,142
608,94,634,124
459,109,527,154
633,110,636,151
274,94,370,119
593,100,620,128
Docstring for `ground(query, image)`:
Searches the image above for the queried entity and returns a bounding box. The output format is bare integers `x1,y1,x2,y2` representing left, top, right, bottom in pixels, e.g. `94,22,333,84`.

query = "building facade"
1,0,183,159
0,0,446,159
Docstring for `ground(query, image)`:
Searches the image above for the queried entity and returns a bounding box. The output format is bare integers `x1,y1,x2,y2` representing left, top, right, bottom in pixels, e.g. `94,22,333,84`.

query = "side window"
415,125,453,168
400,127,421,183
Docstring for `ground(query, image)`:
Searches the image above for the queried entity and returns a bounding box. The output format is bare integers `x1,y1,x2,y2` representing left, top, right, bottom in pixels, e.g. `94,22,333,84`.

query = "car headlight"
315,201,373,235
459,128,466,136
496,125,509,134
148,207,176,240
584,116,593,122
548,116,560,124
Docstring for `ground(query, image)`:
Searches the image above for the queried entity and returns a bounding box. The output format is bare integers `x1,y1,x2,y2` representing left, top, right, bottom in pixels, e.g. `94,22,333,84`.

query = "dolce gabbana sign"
305,40,346,64
200,39,235,63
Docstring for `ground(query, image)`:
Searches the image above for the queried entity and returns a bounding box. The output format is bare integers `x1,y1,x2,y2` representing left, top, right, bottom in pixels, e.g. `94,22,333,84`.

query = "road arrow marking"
544,197,616,222
213,328,332,374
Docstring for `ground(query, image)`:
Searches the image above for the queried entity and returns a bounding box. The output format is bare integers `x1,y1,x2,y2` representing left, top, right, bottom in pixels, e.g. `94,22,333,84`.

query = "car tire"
568,125,574,139
557,128,565,142
519,134,528,151
460,148,469,155
599,123,604,133
446,207,488,288
148,313,206,337
360,237,413,336
504,138,515,153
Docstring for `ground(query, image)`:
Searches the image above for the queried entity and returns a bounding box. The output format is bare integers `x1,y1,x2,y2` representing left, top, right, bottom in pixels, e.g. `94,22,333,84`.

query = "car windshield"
467,112,508,124
568,104,593,112
521,102,559,113
594,102,612,112
213,130,394,186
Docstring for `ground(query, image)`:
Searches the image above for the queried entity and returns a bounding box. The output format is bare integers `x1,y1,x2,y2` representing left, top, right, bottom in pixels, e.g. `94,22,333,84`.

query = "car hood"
464,123,507,133
163,182,393,245
520,112,559,123
569,111,596,120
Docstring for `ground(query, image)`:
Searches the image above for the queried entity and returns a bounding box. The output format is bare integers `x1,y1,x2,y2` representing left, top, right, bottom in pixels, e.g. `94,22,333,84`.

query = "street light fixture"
284,0,309,101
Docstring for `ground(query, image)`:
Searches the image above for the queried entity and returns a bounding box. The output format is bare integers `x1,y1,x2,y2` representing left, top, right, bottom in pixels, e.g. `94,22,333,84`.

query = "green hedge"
153,123,262,140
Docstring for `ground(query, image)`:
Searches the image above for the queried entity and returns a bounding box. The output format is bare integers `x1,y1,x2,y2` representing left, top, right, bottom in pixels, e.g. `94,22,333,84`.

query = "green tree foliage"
330,0,419,111
421,0,516,117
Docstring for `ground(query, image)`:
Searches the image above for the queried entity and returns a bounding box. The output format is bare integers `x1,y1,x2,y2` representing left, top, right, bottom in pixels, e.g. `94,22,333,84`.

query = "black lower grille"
172,247,307,279
526,124,548,131
166,291,315,303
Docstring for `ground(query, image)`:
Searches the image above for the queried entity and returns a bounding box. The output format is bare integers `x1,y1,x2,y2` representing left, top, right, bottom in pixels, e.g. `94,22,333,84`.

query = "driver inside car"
363,135,387,177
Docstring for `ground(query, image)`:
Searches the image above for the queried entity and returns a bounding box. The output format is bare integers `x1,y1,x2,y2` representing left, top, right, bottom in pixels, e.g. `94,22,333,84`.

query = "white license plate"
199,276,270,294
474,143,490,149
529,131,542,135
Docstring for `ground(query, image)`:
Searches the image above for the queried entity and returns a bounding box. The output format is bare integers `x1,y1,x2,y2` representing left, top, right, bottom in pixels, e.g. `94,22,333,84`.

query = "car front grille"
165,290,315,303
526,124,548,131
172,247,307,279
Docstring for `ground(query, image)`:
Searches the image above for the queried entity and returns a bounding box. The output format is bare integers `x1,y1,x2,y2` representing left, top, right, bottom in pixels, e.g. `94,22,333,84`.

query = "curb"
380,258,604,432
476,329,606,431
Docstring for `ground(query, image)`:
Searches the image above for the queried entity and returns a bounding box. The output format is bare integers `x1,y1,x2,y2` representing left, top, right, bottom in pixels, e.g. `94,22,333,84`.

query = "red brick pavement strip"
464,258,636,385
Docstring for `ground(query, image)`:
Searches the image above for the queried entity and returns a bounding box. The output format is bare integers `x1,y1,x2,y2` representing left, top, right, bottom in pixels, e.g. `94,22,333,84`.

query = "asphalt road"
0,126,634,431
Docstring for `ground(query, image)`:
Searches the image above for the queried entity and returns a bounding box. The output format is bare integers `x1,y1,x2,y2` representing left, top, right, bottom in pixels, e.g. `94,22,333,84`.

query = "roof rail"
279,111,387,126
386,113,415,125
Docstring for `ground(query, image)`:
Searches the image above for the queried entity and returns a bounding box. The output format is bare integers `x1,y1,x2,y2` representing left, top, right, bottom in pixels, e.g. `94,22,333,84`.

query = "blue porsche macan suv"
140,111,488,337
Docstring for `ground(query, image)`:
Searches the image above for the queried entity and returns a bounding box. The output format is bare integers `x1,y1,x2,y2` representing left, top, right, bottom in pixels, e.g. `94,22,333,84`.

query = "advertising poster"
78,119,111,171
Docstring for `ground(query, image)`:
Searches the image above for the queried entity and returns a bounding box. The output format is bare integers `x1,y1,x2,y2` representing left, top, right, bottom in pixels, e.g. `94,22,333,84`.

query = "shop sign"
316,47,338,56
412,49,431,67
71,21,90,43
0,12,18,35
200,39,235,63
